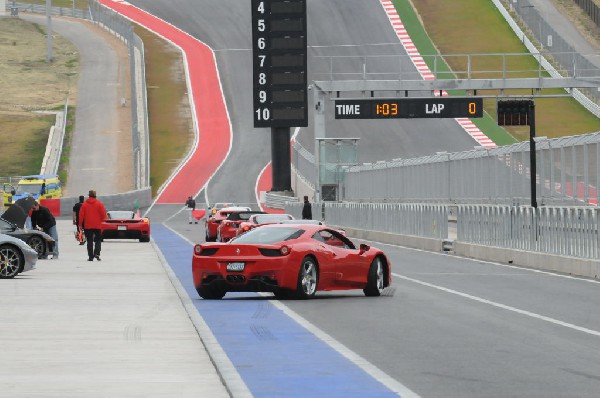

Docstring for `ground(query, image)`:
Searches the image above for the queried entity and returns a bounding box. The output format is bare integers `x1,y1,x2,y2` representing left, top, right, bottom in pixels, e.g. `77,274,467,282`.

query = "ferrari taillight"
194,245,202,255
280,246,291,256
243,226,250,231
142,218,149,223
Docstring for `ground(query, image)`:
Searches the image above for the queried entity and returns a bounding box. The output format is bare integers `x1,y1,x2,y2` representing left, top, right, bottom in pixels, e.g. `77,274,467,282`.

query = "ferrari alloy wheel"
27,235,45,258
364,256,385,297
0,244,23,279
196,285,226,300
295,256,318,299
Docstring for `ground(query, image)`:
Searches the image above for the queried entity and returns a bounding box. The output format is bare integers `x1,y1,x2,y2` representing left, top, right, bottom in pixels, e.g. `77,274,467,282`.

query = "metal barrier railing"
457,204,599,259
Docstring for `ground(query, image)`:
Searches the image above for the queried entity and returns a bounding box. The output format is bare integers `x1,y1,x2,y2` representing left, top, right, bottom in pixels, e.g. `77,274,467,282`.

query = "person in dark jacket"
73,195,85,245
302,195,312,220
185,195,197,224
78,190,108,261
31,201,59,259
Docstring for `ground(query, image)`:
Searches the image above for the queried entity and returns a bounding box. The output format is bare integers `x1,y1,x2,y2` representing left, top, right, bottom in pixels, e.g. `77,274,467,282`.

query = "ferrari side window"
312,233,325,243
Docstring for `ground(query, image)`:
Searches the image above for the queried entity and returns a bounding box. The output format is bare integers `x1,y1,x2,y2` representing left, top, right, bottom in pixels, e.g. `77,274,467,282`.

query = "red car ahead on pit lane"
216,211,266,242
101,211,150,242
234,213,294,237
192,224,391,300
204,206,250,242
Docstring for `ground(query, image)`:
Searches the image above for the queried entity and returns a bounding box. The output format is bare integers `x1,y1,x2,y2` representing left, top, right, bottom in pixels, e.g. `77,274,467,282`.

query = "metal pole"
529,101,537,208
46,0,53,63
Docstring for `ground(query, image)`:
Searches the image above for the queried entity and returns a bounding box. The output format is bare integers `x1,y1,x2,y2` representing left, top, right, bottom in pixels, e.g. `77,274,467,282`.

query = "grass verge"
392,0,600,143
0,17,78,177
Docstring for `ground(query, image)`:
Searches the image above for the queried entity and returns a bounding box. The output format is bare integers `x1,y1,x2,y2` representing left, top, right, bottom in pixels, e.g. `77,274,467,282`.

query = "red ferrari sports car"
192,224,391,299
216,211,266,242
101,211,150,242
204,206,250,242
235,213,294,237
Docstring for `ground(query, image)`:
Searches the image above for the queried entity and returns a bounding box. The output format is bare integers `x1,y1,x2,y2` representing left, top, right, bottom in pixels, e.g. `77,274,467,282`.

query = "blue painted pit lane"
152,224,402,398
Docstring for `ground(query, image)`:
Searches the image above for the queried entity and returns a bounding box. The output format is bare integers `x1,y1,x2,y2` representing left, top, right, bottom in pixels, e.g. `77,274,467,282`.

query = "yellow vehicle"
1,183,15,207
12,174,62,203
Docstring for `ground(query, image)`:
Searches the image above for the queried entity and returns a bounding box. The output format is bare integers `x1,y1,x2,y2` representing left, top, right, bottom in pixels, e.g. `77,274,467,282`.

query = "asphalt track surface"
47,1,600,397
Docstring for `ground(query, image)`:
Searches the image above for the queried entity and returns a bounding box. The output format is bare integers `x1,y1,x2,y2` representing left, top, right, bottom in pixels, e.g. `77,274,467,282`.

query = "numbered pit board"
252,0,308,128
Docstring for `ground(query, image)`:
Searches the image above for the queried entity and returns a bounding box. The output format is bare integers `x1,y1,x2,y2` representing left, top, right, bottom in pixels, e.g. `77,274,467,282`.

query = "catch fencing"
284,201,599,260
457,204,599,259
285,201,449,240
338,132,600,206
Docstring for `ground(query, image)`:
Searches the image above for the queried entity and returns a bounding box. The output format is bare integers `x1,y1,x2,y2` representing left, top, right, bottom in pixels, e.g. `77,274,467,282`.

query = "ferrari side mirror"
359,243,370,254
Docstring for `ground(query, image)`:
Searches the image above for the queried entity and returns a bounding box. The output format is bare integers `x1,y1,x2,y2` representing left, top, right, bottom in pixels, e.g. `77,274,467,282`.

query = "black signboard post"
252,0,308,192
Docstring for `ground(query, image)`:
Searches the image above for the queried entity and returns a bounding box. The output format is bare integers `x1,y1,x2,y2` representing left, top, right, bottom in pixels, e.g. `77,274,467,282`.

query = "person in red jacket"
78,190,107,261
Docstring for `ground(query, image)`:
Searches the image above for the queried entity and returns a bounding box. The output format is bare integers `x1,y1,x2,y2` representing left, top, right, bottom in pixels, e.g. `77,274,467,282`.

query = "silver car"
0,233,38,279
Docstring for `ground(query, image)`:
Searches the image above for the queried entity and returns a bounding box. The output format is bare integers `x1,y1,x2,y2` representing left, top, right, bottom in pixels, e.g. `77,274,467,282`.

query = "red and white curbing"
379,0,496,149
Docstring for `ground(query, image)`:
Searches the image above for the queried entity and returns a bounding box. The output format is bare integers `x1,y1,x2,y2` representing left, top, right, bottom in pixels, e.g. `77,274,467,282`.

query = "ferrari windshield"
107,211,135,219
252,214,293,224
15,184,42,195
233,226,304,244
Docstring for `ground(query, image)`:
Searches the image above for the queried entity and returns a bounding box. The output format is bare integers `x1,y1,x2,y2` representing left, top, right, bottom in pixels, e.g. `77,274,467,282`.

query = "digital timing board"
334,98,484,119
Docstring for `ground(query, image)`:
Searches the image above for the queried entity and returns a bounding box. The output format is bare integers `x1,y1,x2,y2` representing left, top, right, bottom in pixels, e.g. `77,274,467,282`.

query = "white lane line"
268,298,422,398
395,273,600,337
157,224,253,398
170,227,419,398
358,237,600,285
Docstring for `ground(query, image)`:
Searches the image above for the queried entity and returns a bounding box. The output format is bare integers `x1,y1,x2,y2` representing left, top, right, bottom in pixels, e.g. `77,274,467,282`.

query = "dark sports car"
0,217,55,259
192,224,391,300
101,211,151,242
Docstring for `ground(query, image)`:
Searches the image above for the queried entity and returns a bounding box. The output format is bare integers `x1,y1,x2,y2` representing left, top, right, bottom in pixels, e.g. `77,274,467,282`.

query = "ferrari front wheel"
363,256,385,297
295,256,318,299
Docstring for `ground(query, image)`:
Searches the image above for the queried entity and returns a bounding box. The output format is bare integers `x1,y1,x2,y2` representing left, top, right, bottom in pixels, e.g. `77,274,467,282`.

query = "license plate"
118,225,127,231
226,262,245,272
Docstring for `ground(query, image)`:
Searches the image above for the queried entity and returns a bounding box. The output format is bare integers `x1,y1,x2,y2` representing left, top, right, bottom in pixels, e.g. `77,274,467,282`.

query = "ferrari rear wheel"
294,256,318,299
26,235,45,258
196,285,226,300
364,256,385,297
0,244,24,279
139,237,150,243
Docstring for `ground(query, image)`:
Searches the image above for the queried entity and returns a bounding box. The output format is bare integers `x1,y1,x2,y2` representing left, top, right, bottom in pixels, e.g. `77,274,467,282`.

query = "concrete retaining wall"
337,226,599,280
454,241,600,279
59,187,152,217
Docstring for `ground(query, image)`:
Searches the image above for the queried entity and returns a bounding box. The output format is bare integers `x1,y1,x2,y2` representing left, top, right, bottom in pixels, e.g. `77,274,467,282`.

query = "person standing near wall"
78,190,107,261
302,195,312,220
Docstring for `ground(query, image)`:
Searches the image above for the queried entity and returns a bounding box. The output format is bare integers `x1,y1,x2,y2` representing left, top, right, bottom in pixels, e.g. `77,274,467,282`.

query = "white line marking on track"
267,297,422,398
394,273,600,337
